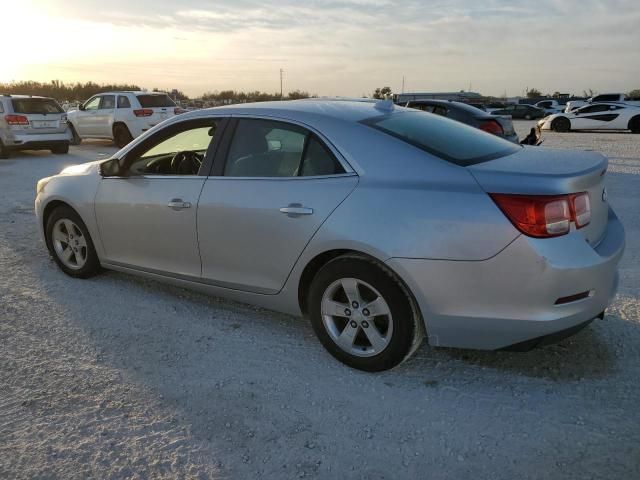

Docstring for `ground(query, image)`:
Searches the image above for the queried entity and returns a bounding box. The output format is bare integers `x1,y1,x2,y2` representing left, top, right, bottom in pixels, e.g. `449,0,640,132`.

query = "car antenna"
374,98,394,112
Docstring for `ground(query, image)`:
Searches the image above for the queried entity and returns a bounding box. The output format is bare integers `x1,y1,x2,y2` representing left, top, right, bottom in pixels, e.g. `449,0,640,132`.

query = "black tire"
0,141,9,159
308,254,423,372
629,116,640,134
113,124,133,148
551,117,571,132
45,205,101,278
68,123,82,145
51,143,69,154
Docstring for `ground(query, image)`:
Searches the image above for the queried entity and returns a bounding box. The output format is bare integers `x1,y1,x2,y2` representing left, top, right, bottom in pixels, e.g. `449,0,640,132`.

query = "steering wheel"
170,151,203,175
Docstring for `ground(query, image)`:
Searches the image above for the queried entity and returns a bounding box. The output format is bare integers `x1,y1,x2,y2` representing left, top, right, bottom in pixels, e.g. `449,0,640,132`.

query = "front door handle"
280,204,313,217
167,198,192,210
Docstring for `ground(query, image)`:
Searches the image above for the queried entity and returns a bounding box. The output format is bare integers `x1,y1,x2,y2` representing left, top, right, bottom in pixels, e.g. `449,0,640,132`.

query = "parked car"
35,100,624,371
538,102,640,133
535,100,564,116
588,93,640,106
490,104,545,120
67,91,183,148
0,94,71,159
405,99,519,143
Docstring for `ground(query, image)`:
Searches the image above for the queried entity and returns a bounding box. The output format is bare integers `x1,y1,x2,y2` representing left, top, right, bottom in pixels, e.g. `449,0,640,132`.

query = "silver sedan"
35,100,625,371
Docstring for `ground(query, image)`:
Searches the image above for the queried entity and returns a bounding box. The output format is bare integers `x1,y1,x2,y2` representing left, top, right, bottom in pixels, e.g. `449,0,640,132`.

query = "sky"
2,0,639,98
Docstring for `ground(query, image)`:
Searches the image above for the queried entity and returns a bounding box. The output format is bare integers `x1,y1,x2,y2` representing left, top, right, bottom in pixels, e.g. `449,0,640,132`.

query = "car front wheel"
551,117,571,132
46,206,101,278
308,255,423,371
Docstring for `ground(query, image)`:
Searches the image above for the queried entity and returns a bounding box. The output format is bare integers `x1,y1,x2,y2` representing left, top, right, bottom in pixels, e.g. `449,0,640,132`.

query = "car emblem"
602,188,608,202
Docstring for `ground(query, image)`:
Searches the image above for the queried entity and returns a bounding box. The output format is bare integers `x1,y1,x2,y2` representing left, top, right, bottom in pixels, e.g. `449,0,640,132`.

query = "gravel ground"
1,123,639,479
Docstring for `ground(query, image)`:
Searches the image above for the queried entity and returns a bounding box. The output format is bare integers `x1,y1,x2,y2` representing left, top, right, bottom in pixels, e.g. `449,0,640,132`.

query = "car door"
197,117,358,294
95,117,224,277
95,95,116,137
75,95,101,136
571,104,620,130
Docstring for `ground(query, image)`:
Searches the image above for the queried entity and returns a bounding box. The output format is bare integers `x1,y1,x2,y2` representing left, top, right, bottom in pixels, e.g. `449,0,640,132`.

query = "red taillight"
5,114,30,126
490,192,591,238
133,109,153,117
479,120,503,135
174,107,187,115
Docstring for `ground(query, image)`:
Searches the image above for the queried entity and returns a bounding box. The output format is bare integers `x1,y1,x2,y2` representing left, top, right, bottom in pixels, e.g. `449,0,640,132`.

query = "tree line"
0,80,314,103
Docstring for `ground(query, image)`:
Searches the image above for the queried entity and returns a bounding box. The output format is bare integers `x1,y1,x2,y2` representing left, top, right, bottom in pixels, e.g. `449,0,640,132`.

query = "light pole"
280,68,284,100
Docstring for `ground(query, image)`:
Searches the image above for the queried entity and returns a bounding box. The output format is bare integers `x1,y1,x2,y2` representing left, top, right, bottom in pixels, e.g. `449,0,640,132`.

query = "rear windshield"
362,111,520,166
11,98,63,114
136,94,176,108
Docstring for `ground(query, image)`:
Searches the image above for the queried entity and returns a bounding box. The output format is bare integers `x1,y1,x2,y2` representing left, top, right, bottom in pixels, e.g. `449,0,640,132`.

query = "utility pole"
402,75,405,94
280,68,284,101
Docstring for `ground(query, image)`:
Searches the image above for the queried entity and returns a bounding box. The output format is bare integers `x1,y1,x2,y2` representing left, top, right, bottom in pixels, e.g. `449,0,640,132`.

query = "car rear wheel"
51,144,69,154
308,255,423,371
629,116,640,134
46,206,100,278
113,124,133,148
68,124,82,145
551,117,571,132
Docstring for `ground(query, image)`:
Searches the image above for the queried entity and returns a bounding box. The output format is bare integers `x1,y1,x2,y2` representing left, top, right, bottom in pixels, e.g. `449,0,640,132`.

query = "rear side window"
136,94,176,108
117,96,131,108
224,119,344,177
362,111,520,166
11,98,63,114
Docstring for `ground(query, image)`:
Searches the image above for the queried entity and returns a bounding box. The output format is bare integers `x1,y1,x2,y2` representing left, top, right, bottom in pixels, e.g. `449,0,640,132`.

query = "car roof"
179,99,403,123
2,94,53,100
94,91,169,95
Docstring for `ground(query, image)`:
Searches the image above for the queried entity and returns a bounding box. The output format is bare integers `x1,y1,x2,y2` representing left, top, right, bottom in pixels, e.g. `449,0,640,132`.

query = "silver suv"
0,94,72,159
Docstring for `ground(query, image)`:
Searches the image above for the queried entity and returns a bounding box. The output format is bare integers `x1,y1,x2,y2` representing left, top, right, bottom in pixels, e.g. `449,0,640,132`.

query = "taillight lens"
490,192,590,238
133,109,153,117
479,120,504,135
571,192,591,228
5,114,30,126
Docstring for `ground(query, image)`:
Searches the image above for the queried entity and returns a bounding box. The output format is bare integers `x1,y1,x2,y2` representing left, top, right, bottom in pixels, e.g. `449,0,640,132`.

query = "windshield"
11,98,63,114
136,94,176,108
362,111,520,166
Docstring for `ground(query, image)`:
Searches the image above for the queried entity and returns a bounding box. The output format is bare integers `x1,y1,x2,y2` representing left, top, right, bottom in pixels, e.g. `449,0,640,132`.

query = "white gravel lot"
1,122,639,479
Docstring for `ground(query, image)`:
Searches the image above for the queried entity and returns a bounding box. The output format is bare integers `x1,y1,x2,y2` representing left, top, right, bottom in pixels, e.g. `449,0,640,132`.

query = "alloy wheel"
51,218,88,270
321,278,393,357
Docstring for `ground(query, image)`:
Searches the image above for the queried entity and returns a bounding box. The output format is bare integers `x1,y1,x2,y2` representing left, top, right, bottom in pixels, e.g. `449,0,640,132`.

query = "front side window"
100,95,115,110
84,96,101,111
362,111,520,166
224,119,344,177
577,104,611,114
126,121,219,176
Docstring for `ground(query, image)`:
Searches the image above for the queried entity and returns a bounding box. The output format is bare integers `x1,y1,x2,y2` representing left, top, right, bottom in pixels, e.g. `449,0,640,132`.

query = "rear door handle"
279,204,313,217
167,198,192,210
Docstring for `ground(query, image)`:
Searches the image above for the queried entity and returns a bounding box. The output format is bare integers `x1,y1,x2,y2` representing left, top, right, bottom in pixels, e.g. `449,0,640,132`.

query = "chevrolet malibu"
35,100,625,371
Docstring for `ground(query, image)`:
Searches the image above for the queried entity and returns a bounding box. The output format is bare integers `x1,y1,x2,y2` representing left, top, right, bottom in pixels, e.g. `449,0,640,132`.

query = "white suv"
0,94,71,159
67,91,183,148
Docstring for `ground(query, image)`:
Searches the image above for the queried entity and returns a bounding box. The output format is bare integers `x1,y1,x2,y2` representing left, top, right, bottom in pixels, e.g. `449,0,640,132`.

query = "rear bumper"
388,207,625,350
3,131,72,150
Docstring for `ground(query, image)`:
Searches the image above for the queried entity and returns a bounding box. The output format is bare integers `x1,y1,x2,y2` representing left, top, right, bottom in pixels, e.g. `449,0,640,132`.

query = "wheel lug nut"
362,320,369,328
352,301,359,309
350,321,358,328
362,308,370,316
344,308,351,316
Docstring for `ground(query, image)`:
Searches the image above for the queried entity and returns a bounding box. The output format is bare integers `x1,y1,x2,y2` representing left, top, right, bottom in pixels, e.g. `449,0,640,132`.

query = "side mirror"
100,158,126,177
79,104,86,111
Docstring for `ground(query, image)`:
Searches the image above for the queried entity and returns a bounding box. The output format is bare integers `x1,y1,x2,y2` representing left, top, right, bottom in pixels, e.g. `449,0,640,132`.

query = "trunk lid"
469,146,610,246
135,94,176,126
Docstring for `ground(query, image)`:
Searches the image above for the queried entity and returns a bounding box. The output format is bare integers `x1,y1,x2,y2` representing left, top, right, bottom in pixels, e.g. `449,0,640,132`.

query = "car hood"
57,159,104,177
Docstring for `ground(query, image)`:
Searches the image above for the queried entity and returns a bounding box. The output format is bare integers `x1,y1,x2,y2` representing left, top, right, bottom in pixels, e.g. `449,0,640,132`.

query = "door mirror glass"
100,158,124,177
